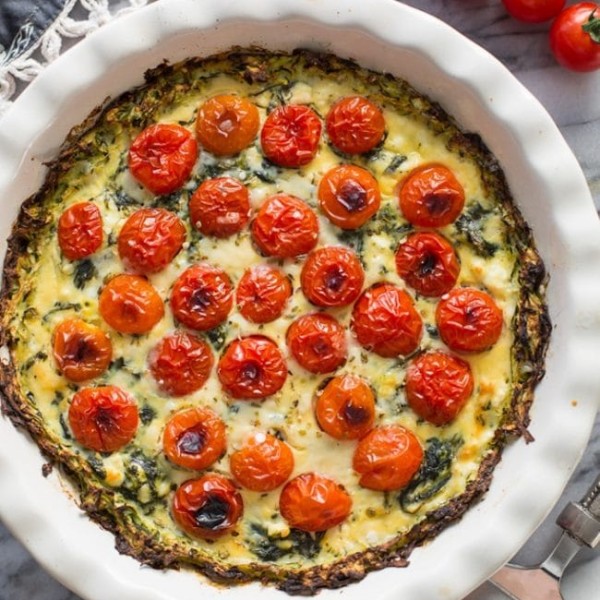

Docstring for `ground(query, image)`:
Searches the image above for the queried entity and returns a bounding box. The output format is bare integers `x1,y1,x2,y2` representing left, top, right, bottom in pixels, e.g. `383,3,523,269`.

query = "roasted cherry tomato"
189,177,250,238
351,283,423,358
52,318,112,382
236,264,292,324
550,3,600,72
68,385,138,453
163,407,226,470
315,373,375,440
352,425,423,491
287,313,347,374
318,164,381,229
170,264,233,331
251,193,319,258
117,207,186,273
395,231,460,297
502,0,565,23
57,202,103,261
260,104,322,168
279,472,352,532
217,335,287,400
436,287,503,353
195,94,259,156
128,123,198,195
99,274,164,335
148,331,214,396
405,351,474,425
230,432,294,492
326,96,385,155
399,164,465,227
300,246,365,307
172,474,243,539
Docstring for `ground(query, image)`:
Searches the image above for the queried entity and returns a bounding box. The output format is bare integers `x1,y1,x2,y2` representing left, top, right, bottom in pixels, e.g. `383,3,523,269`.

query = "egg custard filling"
0,49,549,594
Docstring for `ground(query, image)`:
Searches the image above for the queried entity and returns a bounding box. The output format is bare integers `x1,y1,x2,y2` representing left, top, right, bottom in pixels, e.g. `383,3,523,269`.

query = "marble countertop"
0,1,599,598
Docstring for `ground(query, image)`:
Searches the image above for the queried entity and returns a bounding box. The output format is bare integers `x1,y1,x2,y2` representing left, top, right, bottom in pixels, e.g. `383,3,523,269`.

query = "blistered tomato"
57,202,103,261
236,265,292,324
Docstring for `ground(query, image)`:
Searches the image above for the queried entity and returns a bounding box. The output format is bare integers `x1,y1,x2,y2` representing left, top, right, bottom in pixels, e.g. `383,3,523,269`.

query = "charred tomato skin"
405,351,474,425
57,202,103,261
287,313,347,374
148,331,214,397
117,207,186,274
260,104,322,168
326,95,386,155
351,283,423,358
99,274,164,335
399,163,465,227
395,231,460,297
195,94,259,156
301,245,365,308
353,425,423,491
172,474,243,539
230,432,294,492
217,335,287,400
279,472,352,532
436,287,504,353
170,264,234,331
128,123,198,195
236,264,292,324
68,385,139,453
52,318,112,382
163,407,226,471
315,373,376,440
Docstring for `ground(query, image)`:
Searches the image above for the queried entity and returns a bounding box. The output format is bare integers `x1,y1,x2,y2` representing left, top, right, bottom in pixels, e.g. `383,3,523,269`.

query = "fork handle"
556,473,600,549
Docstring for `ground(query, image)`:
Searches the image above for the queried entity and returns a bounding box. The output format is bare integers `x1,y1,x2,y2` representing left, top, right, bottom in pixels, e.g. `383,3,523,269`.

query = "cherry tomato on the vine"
117,207,186,273
170,264,233,331
300,246,365,307
318,164,381,229
148,331,214,396
550,3,600,72
172,474,243,539
287,313,347,374
435,287,503,353
352,425,423,491
315,373,376,440
351,283,423,358
230,432,294,492
99,274,164,335
251,194,319,258
399,164,465,228
68,385,139,453
53,318,112,382
395,231,460,297
326,96,386,155
57,202,103,261
236,264,292,324
189,177,250,238
502,0,566,23
261,104,322,168
217,335,287,400
163,407,226,471
405,351,474,425
195,95,259,156
279,472,352,532
128,123,198,195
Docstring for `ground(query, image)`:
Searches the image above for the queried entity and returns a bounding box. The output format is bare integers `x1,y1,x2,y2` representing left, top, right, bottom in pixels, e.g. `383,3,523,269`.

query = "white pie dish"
0,1,599,599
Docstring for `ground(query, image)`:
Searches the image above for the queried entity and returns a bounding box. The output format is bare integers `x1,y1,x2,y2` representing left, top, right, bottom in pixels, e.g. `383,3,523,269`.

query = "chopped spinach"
20,351,48,372
73,259,97,290
139,405,157,425
248,524,325,561
384,154,407,174
87,455,107,479
206,322,228,351
399,435,463,514
454,202,499,257
113,190,142,210
42,302,81,322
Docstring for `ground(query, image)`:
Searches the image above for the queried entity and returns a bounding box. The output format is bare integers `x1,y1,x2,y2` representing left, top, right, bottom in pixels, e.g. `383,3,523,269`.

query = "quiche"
0,49,550,594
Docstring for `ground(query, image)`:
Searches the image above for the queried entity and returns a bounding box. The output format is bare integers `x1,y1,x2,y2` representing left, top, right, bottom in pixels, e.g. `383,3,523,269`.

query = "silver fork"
489,473,600,600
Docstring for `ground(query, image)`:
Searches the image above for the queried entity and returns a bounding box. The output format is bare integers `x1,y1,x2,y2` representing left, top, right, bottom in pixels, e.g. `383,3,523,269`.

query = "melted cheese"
11,54,521,569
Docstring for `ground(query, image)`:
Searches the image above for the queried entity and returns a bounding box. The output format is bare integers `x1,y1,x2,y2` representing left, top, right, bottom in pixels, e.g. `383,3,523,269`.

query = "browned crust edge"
0,48,550,595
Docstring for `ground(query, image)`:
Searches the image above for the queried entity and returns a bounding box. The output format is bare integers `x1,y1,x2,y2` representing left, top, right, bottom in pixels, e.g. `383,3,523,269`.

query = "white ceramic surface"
1,1,600,599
